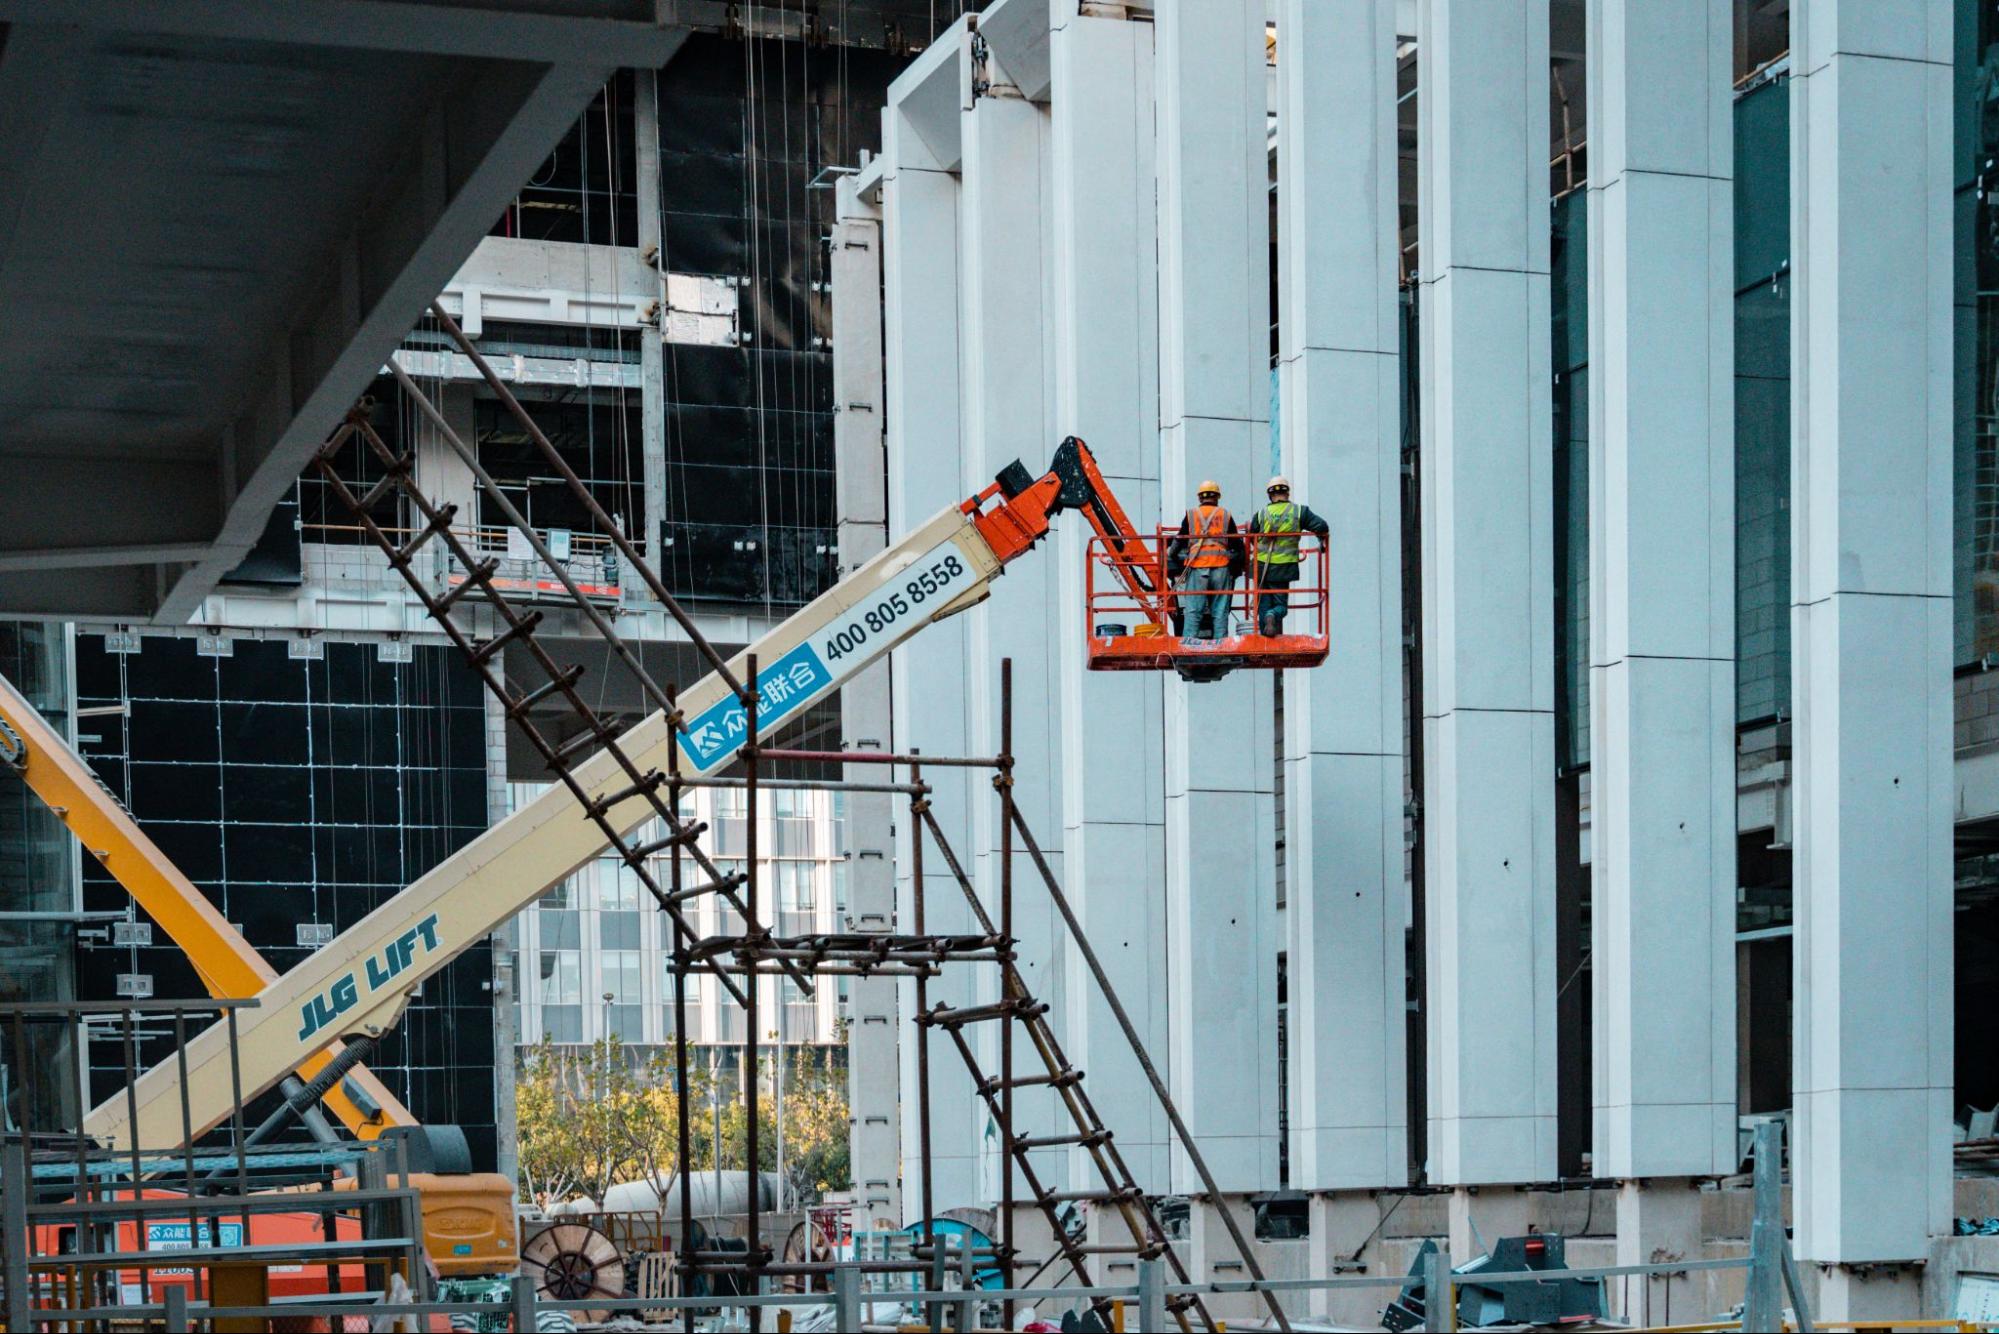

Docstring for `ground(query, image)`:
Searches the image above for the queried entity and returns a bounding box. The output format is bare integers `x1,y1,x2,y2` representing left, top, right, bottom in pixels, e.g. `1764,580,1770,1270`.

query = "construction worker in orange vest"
1167,480,1243,641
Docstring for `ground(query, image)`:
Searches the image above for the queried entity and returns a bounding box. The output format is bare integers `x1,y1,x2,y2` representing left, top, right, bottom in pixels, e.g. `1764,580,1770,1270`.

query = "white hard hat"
1267,475,1291,492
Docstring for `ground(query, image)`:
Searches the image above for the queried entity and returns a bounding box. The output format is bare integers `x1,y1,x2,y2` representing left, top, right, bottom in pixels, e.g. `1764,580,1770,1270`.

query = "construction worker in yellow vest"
1167,480,1243,641
1246,476,1328,637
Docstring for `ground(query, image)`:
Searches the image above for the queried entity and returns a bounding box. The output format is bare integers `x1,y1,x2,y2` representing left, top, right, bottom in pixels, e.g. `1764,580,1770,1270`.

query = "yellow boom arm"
85,503,1000,1152
0,673,412,1138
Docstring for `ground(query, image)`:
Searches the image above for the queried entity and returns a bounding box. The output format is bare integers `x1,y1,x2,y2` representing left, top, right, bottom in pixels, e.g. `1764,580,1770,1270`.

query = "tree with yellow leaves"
513,1038,851,1208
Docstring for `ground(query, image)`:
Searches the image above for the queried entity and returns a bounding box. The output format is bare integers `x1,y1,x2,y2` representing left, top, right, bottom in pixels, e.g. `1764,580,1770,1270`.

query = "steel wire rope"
606,75,640,545
785,14,812,613
746,31,775,619
649,64,693,608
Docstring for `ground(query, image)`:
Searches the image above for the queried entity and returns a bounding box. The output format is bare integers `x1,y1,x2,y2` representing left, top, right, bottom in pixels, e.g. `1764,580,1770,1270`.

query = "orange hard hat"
1196,480,1221,498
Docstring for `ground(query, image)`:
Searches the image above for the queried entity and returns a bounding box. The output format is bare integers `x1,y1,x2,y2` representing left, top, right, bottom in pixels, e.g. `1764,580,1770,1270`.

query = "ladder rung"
1015,1130,1109,1151
924,998,1047,1028
391,503,457,568
506,663,586,718
1042,1187,1139,1204
549,721,612,767
469,610,544,666
435,557,500,614
585,770,666,819
356,454,414,511
631,821,706,858
984,1069,1082,1094
667,871,747,906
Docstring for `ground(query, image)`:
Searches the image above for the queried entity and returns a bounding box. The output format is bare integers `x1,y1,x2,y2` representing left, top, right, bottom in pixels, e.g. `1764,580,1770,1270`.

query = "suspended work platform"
1083,530,1330,677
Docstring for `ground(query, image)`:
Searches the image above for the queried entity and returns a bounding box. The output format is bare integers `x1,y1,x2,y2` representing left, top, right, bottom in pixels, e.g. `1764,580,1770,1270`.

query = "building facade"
0,10,961,1182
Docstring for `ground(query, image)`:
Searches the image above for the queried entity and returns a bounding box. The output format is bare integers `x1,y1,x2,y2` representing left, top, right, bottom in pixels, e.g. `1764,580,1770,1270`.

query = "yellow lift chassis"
0,672,413,1139
85,503,1001,1152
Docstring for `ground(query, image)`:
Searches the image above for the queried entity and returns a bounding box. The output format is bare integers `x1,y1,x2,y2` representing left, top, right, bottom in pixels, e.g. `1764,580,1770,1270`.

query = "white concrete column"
414,382,479,528
1155,0,1279,1192
956,33,1064,1198
1585,0,1736,1189
1275,0,1407,1193
487,667,520,1183
831,176,901,1231
1586,3,1735,1312
1049,6,1169,1195
1789,0,1953,1306
1416,0,1558,1190
880,32,980,1218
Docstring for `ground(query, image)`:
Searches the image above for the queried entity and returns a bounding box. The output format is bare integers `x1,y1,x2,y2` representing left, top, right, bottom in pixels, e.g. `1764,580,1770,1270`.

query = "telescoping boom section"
0,672,413,1140
88,437,1322,1150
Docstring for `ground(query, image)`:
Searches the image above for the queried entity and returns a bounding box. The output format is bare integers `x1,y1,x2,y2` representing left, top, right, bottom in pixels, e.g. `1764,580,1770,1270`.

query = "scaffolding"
299,301,1294,1331
0,997,430,1332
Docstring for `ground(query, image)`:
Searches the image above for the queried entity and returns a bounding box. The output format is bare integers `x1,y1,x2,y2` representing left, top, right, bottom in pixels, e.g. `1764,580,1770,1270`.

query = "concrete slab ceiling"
0,0,690,622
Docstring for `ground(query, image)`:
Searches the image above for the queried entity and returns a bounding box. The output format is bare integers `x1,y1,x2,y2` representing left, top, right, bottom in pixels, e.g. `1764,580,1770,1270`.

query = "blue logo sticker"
680,642,832,770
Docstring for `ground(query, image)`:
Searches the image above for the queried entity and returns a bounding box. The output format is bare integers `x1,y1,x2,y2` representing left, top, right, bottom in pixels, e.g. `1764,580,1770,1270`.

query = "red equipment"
961,437,1330,679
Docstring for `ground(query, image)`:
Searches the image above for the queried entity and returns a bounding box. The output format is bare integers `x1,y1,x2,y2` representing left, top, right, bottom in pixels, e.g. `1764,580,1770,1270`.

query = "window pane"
778,863,815,912
608,1004,644,1042
538,951,580,1005
601,860,642,910
601,910,641,950
604,950,643,1001
540,909,581,950
543,1005,582,1044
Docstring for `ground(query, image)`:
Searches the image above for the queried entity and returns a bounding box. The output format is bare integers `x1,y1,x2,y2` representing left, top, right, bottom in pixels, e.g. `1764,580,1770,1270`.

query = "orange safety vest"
1183,505,1233,569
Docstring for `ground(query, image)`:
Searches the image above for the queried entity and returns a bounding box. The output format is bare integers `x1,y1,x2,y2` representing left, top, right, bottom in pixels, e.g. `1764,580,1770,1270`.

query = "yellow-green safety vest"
1256,503,1303,564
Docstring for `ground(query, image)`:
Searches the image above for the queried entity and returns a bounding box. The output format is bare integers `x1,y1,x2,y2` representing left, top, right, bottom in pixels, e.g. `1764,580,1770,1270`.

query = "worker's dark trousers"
1255,561,1300,635
1181,566,1234,639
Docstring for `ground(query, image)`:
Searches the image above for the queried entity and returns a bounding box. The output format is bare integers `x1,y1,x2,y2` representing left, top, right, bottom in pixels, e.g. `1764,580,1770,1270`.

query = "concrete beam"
0,455,221,561
0,0,690,63
886,15,971,173
157,55,631,623
976,0,1053,102
0,566,171,620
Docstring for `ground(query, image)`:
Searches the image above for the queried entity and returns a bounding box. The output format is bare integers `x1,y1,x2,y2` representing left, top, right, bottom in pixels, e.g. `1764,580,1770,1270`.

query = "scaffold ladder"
908,775,1220,1334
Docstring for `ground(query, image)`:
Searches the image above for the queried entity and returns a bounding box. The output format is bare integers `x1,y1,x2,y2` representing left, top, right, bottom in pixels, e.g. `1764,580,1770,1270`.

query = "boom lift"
86,434,1327,1153
0,673,411,1140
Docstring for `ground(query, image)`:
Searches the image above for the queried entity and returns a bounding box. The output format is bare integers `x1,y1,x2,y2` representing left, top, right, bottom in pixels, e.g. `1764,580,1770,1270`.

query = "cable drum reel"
520,1221,627,1325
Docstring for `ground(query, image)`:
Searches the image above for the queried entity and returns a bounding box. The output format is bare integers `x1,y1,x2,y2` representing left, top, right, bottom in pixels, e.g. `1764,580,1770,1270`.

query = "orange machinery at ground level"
26,1175,515,1328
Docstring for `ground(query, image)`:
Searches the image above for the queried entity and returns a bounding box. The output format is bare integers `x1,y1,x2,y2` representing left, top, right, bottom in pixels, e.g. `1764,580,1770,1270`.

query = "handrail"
301,520,622,554
16,1251,1821,1332
1085,529,1330,638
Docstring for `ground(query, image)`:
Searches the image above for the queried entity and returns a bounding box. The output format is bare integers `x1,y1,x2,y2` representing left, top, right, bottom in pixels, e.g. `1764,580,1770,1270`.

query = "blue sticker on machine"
680,642,832,771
